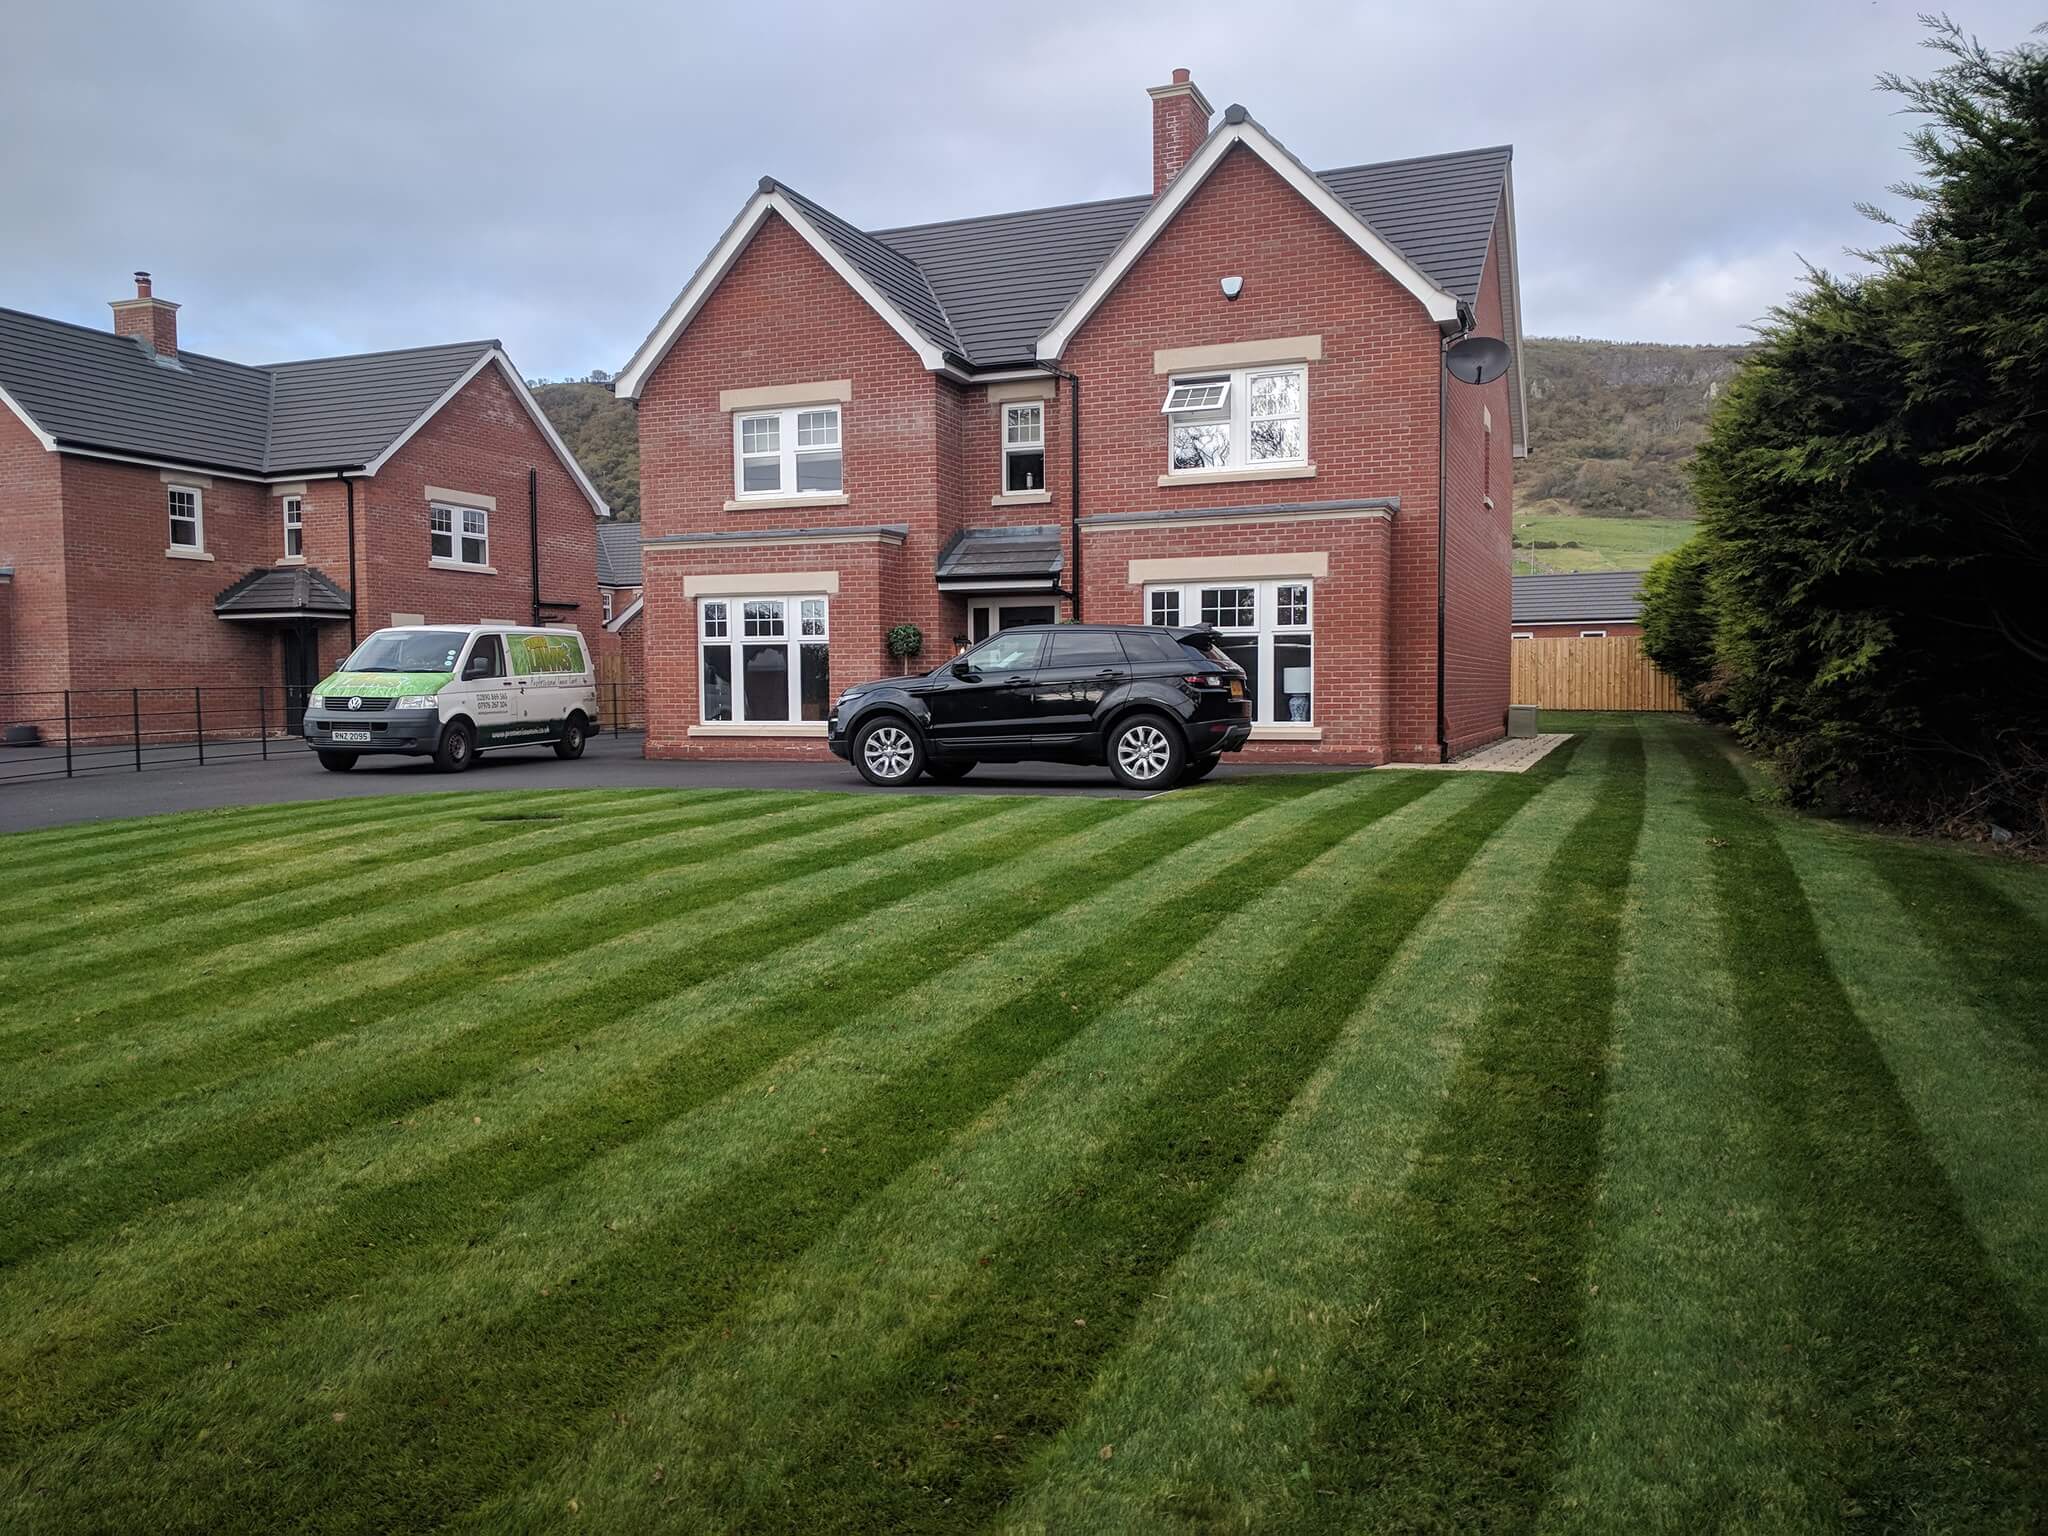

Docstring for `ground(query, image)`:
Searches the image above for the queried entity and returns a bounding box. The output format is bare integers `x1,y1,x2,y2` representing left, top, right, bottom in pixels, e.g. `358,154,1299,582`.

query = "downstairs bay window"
699,595,830,724
1146,578,1314,725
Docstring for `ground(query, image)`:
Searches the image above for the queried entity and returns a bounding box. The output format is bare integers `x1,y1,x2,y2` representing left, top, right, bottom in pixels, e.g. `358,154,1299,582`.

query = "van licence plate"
331,730,372,743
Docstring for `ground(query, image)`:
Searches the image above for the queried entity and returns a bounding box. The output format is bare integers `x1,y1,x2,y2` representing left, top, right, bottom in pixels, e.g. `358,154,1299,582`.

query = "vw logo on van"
347,697,363,711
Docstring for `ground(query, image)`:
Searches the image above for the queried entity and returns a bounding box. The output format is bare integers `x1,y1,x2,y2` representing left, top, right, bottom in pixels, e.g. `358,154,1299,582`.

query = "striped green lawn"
1,718,2041,1533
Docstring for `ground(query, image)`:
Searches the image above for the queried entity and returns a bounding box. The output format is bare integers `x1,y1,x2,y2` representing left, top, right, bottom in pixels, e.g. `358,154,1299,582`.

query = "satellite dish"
1444,335,1512,386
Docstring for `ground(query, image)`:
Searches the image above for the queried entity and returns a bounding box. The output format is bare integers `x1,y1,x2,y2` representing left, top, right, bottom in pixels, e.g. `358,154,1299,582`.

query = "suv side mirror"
950,659,976,681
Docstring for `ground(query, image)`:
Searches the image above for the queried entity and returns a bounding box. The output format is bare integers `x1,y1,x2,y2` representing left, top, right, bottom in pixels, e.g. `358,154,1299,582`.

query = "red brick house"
0,274,609,724
615,70,1525,764
1511,571,1645,640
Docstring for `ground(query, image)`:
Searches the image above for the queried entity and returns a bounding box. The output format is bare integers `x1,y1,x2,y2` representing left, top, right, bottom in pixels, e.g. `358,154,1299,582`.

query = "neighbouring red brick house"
615,70,1525,764
1511,571,1645,640
0,274,609,729
596,518,646,720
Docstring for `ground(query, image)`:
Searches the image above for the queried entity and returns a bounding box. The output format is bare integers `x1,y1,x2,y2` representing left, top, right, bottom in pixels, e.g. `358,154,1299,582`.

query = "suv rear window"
1182,638,1244,673
1118,630,1186,666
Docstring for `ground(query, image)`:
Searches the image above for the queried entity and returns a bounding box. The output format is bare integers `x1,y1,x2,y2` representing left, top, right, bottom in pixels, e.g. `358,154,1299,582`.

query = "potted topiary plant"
887,623,924,675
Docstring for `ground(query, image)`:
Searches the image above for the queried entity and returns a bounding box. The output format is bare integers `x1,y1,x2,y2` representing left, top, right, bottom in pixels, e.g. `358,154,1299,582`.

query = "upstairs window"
282,495,303,558
1002,402,1045,493
734,405,842,498
1163,365,1307,473
167,485,203,550
431,504,489,567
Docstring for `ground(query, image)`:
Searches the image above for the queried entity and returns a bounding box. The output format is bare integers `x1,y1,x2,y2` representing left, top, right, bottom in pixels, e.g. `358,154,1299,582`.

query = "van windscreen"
343,630,469,673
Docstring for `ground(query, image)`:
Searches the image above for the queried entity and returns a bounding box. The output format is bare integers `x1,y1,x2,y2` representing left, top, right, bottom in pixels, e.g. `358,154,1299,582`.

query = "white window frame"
601,590,614,623
732,404,842,499
1162,364,1307,474
167,484,204,550
431,503,489,568
1579,629,1608,639
1512,631,1535,641
282,495,303,559
698,594,831,724
1001,402,1045,493
1145,577,1315,725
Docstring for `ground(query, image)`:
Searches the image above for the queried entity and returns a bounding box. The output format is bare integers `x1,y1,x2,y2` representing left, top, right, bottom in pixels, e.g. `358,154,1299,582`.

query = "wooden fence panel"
1511,635,1684,712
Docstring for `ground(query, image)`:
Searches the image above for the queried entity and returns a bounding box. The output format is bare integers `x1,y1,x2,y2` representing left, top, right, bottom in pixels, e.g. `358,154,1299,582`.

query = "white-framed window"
431,504,489,567
1579,629,1608,639
282,495,303,558
1512,631,1535,641
1147,578,1314,725
699,594,831,724
1002,402,1045,493
733,405,842,498
1162,365,1307,473
167,485,203,550
601,590,614,623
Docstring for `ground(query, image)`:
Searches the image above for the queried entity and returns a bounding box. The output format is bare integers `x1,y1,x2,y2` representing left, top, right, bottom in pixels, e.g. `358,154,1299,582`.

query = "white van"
301,623,599,773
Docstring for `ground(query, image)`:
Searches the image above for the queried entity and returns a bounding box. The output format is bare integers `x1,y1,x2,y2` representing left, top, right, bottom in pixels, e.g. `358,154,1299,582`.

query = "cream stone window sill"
274,555,307,566
430,557,499,575
723,493,851,512
1157,463,1316,489
1249,724,1322,742
989,489,1052,506
687,722,828,738
165,546,215,562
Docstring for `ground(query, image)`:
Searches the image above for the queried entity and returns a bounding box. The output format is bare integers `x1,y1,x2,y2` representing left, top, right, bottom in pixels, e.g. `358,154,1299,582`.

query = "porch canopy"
934,524,1063,593
213,565,353,623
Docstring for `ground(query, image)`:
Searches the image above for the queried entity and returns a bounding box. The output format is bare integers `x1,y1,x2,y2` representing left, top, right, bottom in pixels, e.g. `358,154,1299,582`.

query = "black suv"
827,623,1254,789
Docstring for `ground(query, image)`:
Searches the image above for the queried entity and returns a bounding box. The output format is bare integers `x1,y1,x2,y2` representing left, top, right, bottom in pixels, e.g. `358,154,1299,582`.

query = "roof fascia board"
1037,115,1460,361
0,382,56,452
614,190,946,402
1501,167,1530,457
52,444,277,482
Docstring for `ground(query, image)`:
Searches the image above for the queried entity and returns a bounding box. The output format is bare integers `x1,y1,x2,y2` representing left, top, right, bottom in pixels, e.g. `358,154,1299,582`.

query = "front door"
969,601,1057,643
922,629,1046,747
280,625,321,729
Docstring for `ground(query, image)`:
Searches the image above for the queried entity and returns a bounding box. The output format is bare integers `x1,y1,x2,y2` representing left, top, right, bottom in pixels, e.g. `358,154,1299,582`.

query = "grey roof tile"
934,524,1064,581
596,519,643,587
263,342,495,469
1511,571,1645,625
213,563,352,618
772,182,963,358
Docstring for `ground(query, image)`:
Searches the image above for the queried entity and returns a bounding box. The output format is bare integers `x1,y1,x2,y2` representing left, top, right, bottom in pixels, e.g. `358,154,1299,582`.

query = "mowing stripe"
1296,723,1645,1532
1671,726,2047,1528
639,764,1570,1532
1857,839,2047,1062
0,798,999,1263
19,778,1435,1528
1538,718,1827,1530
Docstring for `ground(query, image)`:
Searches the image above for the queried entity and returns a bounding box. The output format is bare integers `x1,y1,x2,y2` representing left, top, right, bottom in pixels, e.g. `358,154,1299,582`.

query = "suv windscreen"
342,630,469,673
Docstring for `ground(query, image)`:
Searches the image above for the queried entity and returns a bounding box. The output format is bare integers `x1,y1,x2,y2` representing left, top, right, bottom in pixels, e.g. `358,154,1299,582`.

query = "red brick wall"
0,405,66,701
1442,211,1515,756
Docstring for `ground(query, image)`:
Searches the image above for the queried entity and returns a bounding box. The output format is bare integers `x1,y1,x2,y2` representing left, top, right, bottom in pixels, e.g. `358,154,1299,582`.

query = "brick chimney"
1147,67,1213,196
110,271,178,358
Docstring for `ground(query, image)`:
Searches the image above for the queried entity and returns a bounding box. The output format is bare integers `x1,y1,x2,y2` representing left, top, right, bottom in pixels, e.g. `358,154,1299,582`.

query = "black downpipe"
1436,343,1448,762
1034,362,1083,620
341,472,358,648
529,467,542,628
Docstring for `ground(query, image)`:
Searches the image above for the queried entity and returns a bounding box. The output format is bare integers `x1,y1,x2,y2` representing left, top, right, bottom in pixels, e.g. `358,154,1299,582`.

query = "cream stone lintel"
391,612,427,628
1127,551,1330,584
687,722,829,738
271,481,308,498
718,379,853,412
683,571,841,598
160,470,213,488
1153,335,1322,375
1158,463,1316,489
425,485,496,512
985,379,1056,405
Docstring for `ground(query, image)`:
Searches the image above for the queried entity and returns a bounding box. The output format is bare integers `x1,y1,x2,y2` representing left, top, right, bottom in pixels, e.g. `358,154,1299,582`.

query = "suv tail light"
1184,673,1229,689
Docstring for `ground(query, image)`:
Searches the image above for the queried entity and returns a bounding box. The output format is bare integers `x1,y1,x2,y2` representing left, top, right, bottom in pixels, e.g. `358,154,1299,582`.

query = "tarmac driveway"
0,731,1318,834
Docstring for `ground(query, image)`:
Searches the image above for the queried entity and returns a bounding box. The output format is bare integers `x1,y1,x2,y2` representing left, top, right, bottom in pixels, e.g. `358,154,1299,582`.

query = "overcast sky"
3,2,2037,378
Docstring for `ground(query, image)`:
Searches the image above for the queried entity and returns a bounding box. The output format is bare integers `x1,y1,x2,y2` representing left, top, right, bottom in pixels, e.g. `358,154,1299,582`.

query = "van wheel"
316,751,358,773
1107,713,1184,790
853,717,924,786
434,720,476,773
926,759,975,783
554,714,587,760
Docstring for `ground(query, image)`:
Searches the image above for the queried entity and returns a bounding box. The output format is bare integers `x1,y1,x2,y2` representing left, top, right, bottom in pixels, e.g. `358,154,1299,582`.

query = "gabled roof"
596,519,643,587
0,307,609,511
614,119,1519,394
213,563,353,620
1512,571,1646,626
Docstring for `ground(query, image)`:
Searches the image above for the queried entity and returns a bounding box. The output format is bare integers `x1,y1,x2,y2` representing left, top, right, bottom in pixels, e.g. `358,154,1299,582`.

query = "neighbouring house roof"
212,563,353,621
0,307,609,512
614,111,1521,443
934,525,1065,589
605,594,643,632
596,519,644,587
1511,571,1646,626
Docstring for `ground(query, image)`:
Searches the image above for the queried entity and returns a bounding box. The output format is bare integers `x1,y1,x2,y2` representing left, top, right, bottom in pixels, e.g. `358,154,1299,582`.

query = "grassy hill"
532,380,638,520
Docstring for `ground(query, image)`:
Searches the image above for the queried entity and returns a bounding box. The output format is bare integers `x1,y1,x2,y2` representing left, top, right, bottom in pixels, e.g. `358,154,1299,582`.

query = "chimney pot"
1172,67,1190,84
1147,69,1214,197
134,271,151,297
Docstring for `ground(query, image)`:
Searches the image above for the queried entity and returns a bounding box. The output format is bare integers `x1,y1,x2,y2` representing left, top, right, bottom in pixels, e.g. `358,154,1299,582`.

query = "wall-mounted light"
1220,275,1244,301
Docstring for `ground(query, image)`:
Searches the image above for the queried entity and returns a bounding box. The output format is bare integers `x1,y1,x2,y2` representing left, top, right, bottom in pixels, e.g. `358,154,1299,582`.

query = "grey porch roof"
0,305,494,475
935,525,1065,585
213,563,353,621
596,519,643,587
1512,571,1646,626
777,143,1514,371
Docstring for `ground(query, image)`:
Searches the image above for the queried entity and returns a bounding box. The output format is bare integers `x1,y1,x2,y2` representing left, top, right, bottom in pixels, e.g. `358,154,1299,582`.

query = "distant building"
1511,571,1645,639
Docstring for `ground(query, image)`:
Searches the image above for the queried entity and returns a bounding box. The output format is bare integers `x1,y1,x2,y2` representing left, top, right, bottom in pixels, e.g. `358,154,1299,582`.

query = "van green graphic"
507,633,583,676
313,670,452,699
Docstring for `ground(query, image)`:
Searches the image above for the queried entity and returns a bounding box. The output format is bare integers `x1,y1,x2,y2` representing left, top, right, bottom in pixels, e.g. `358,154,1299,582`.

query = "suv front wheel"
854,717,924,787
1107,713,1185,790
